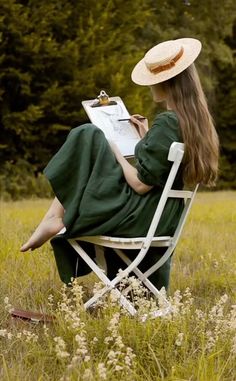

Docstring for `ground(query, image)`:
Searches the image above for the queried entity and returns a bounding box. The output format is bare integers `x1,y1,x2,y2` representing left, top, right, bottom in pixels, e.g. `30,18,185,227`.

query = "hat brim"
131,38,202,86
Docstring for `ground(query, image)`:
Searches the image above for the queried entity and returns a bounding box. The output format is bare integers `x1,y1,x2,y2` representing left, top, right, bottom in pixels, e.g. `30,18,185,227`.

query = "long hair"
163,64,219,187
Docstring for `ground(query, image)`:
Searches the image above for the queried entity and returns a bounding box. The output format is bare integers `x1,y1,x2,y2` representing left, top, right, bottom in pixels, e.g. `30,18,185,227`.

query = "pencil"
118,117,146,122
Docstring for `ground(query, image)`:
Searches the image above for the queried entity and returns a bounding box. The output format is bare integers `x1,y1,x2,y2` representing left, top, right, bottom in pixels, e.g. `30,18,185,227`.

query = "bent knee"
68,123,102,138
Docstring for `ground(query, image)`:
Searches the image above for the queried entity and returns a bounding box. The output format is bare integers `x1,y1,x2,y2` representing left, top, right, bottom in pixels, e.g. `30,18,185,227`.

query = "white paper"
82,97,140,156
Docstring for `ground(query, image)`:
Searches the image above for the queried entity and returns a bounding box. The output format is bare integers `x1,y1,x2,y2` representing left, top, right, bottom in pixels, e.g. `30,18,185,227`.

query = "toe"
20,243,31,252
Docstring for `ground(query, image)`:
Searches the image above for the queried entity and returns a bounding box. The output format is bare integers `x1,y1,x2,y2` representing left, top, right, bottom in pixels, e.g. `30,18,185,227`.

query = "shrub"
0,159,52,200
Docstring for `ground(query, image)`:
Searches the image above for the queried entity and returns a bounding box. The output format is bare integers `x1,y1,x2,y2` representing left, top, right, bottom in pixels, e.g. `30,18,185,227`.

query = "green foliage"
0,159,52,200
213,25,236,189
0,0,152,170
0,0,236,194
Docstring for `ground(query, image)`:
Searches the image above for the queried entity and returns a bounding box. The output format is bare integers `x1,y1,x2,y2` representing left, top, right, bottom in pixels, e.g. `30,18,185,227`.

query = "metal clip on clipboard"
91,90,118,107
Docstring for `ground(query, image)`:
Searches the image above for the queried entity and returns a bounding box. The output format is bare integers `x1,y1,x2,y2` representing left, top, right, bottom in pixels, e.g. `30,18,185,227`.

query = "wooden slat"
168,190,193,198
73,235,172,249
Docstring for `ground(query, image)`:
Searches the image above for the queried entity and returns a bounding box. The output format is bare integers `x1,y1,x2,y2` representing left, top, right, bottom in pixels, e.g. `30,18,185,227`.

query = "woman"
21,38,219,289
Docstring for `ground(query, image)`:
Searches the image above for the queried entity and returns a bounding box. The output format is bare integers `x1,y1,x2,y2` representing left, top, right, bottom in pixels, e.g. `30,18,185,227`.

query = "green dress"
44,111,184,289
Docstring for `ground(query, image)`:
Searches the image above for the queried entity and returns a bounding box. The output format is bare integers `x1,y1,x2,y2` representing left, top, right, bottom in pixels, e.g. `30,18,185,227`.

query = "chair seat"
73,235,172,249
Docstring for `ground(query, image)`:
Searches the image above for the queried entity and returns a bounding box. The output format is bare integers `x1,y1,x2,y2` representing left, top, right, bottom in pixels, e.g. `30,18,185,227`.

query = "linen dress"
44,111,184,289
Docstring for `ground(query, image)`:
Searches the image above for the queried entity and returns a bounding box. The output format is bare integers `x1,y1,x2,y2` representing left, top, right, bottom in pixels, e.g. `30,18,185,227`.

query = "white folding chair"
67,142,199,316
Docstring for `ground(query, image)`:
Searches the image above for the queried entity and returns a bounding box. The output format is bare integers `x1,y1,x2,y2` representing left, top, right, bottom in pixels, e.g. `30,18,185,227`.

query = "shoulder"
152,111,179,128
150,111,181,141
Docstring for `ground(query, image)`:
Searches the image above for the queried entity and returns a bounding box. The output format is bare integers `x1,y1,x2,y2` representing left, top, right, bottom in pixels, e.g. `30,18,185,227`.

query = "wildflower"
82,368,93,381
7,332,13,340
231,335,236,356
169,289,183,317
195,308,206,320
175,332,184,347
220,294,229,304
157,287,169,310
48,294,54,307
43,324,49,337
97,362,107,380
4,296,14,313
48,294,54,302
124,347,136,366
69,355,81,367
205,330,216,351
92,282,105,307
107,312,120,335
54,336,70,359
183,287,194,311
115,335,125,349
228,305,236,330
22,329,38,343
0,329,8,337
107,350,116,361
104,312,136,374
70,279,84,306
104,336,113,344
109,289,120,304
115,365,123,371
75,333,89,360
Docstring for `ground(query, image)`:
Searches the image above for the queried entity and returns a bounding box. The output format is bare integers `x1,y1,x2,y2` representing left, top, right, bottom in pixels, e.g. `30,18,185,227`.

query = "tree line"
0,0,236,198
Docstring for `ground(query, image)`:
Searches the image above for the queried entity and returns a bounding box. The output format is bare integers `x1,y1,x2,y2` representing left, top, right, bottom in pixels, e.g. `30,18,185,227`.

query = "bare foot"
20,216,64,252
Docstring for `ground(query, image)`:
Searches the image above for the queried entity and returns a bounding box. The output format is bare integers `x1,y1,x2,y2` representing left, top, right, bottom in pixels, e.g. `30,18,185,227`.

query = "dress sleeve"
135,112,181,187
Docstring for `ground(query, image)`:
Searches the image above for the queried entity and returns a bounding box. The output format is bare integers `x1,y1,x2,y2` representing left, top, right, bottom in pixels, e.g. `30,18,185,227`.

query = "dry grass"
0,191,236,380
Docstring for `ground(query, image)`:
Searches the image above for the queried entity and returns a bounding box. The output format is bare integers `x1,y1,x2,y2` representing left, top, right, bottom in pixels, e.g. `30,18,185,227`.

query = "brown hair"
163,63,219,187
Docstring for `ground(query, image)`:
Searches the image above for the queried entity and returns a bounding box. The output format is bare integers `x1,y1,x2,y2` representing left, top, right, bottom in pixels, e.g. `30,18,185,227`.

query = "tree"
213,22,236,188
0,0,152,171
0,0,236,195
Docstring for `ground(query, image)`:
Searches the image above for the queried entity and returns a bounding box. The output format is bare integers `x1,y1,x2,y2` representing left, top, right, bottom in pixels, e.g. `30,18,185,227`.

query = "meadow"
0,191,236,381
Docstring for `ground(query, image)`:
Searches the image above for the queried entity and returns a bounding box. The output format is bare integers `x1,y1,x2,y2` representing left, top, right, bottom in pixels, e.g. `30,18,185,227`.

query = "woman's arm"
109,141,153,195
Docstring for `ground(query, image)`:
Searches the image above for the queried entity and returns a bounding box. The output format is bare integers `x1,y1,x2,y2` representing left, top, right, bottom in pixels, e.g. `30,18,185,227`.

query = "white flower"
231,335,236,356
3,296,14,313
7,332,13,340
97,362,107,380
54,336,70,359
175,332,184,347
115,365,123,371
82,368,93,381
205,331,216,351
0,329,7,337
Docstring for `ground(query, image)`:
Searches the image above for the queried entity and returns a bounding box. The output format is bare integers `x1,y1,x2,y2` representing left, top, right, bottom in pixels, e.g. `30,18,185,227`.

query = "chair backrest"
142,142,198,251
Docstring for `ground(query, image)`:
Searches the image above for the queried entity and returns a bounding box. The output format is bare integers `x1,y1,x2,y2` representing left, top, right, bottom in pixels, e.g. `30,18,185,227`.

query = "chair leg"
68,239,172,316
68,239,137,315
113,248,171,311
84,288,137,315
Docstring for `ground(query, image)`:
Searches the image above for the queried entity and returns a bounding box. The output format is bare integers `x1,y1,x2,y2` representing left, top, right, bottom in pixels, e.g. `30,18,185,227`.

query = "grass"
0,191,236,380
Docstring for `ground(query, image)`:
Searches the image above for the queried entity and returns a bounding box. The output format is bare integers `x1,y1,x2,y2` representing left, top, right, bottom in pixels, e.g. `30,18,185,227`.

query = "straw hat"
131,38,201,86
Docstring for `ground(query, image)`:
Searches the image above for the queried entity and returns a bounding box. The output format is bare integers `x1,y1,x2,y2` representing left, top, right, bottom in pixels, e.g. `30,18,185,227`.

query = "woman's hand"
130,114,148,138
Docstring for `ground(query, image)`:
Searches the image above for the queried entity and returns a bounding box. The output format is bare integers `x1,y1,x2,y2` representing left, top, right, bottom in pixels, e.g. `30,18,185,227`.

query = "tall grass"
0,192,236,380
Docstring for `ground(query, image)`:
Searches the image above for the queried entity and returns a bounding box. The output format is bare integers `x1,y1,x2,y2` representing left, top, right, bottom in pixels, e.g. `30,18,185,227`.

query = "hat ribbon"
149,46,184,74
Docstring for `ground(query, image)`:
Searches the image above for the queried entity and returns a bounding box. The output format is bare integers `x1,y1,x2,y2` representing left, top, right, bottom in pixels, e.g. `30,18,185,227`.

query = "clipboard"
82,91,140,157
